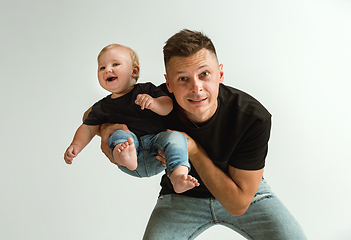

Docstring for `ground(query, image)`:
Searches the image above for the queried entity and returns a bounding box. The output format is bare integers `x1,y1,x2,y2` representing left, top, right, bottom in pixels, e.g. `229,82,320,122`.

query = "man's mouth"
107,77,117,82
188,98,207,103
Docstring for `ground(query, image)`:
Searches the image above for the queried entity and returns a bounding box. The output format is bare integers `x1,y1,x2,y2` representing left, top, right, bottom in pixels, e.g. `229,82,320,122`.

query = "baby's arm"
135,94,173,116
64,124,100,164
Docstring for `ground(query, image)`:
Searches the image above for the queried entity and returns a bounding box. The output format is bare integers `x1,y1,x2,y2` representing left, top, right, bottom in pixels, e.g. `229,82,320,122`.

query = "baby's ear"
132,65,140,78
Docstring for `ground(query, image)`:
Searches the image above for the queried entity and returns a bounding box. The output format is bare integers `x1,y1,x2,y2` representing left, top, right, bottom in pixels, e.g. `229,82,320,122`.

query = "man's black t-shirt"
158,83,272,198
83,83,167,137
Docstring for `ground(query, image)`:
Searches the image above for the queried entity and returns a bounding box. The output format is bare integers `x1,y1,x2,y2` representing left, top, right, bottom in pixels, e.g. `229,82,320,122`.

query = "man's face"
165,48,224,123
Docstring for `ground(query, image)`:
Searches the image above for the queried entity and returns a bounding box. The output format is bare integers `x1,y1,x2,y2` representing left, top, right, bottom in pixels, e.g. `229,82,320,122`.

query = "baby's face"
97,46,136,98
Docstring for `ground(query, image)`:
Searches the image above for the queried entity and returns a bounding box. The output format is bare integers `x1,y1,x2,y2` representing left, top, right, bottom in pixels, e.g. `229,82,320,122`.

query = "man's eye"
200,71,209,77
178,77,188,81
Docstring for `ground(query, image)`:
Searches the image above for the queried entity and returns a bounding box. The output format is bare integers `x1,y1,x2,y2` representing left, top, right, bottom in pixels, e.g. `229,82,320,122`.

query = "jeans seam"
209,198,219,223
142,148,150,177
188,198,218,240
188,221,214,240
218,220,254,240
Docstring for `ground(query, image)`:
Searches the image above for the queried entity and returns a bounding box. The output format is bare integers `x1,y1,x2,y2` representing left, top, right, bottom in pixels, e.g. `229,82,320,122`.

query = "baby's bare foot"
172,174,200,194
113,138,137,170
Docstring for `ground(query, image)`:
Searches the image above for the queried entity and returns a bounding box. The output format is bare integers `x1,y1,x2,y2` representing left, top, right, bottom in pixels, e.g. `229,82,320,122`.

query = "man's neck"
177,104,217,128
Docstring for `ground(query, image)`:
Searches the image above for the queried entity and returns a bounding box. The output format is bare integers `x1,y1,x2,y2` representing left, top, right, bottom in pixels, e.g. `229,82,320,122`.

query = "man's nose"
190,79,203,93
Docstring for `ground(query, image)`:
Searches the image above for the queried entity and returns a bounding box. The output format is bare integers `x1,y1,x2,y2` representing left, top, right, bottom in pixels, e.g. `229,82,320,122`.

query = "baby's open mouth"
107,77,117,82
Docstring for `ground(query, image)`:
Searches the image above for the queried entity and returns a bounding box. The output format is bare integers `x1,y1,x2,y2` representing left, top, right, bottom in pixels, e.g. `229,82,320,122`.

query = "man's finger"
158,149,165,158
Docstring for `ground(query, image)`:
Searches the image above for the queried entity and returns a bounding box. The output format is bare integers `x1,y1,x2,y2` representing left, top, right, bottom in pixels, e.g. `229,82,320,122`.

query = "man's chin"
184,106,205,115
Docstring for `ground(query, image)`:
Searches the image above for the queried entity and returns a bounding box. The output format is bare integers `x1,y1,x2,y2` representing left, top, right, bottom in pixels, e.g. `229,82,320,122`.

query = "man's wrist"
189,143,204,162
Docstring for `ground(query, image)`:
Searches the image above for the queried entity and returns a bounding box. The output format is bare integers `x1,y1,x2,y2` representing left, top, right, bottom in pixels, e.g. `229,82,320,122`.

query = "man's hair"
163,29,217,70
98,44,140,81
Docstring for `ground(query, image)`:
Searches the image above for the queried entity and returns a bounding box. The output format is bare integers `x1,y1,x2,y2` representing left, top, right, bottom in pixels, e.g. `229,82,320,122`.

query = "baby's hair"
98,44,140,80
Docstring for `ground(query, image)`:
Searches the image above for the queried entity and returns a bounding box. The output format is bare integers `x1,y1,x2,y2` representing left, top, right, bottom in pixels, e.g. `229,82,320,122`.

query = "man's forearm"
190,147,262,216
190,151,243,215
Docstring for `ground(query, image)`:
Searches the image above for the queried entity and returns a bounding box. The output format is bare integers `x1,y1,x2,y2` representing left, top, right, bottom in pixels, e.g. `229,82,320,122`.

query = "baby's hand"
64,145,79,164
135,94,154,110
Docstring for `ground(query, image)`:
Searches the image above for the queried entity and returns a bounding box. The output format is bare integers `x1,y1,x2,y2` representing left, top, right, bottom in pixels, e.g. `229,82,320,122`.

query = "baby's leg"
169,166,200,193
112,137,138,170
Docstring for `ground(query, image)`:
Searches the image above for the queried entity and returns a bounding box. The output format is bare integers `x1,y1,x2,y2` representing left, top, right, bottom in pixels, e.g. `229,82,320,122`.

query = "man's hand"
175,130,201,160
156,150,166,166
155,130,202,166
100,123,130,164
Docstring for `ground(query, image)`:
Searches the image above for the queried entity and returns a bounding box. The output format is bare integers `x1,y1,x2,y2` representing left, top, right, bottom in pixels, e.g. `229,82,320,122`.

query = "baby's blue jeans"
108,130,189,178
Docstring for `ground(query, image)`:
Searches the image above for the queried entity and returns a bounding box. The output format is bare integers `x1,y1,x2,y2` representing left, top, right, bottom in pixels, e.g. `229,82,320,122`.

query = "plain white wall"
1,0,350,239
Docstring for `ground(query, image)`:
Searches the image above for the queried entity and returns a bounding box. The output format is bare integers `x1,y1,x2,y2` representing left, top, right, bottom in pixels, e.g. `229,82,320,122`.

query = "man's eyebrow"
198,64,208,70
175,65,209,75
175,70,186,75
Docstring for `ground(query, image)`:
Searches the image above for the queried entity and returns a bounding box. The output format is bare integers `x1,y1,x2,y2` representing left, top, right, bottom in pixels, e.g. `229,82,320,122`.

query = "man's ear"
164,74,173,93
132,65,140,78
219,64,224,84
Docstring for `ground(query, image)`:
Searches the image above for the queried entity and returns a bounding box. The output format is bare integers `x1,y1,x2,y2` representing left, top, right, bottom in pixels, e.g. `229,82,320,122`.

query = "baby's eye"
99,66,105,71
112,63,120,67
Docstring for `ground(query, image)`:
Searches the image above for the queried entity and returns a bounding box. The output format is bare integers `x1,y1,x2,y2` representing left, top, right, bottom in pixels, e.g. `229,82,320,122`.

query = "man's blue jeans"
143,179,307,240
108,130,190,178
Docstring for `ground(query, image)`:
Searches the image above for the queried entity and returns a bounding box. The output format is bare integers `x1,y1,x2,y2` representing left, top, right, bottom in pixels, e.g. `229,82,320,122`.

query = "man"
97,29,307,239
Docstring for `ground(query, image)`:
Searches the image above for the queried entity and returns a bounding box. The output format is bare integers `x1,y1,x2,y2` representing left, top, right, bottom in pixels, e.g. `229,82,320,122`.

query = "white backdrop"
1,0,350,239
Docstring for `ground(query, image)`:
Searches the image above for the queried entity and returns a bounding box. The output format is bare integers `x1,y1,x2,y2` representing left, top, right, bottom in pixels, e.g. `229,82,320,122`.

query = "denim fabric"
108,130,189,178
143,179,307,240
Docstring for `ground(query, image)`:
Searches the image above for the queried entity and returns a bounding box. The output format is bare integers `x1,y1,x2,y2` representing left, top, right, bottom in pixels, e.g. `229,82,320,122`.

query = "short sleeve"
228,118,271,170
83,101,106,126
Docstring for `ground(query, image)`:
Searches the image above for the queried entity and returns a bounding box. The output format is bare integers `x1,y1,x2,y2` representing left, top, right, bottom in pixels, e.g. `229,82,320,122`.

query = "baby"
64,44,199,193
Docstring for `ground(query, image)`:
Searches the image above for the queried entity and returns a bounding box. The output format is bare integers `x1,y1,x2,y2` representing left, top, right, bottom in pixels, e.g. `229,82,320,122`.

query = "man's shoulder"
136,82,156,87
157,83,174,98
137,82,168,94
135,82,155,91
157,82,168,92
219,83,252,99
218,84,271,121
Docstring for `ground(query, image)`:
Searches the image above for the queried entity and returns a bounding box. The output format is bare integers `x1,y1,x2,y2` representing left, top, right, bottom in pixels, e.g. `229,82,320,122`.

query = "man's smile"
188,97,207,103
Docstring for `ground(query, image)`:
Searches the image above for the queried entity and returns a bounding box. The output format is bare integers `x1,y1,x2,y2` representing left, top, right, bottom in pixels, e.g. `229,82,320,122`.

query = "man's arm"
183,133,263,216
